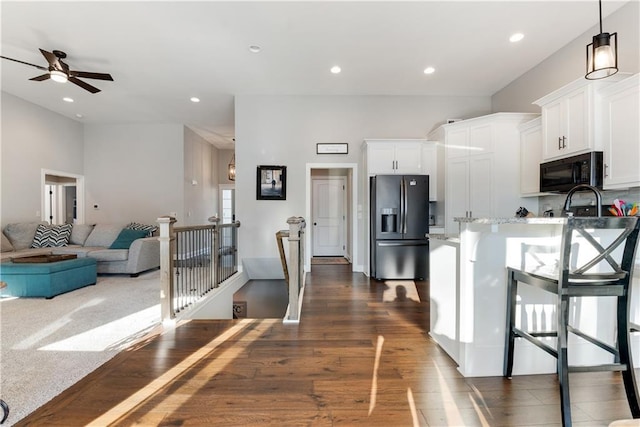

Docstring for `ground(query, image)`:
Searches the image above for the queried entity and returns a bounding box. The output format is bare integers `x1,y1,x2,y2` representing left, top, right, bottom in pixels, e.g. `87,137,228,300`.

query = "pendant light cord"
598,0,603,34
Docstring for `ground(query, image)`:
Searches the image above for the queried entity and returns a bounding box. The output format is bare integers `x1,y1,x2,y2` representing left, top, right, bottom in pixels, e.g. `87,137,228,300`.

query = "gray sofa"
1,222,160,276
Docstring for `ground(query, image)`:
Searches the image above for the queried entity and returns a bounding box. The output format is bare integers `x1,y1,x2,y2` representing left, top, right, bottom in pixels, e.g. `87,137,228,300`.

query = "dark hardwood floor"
18,265,636,426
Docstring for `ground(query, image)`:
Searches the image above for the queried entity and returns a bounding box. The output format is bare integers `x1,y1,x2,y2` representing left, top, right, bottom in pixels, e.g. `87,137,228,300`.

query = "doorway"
311,176,346,257
305,163,359,273
219,184,236,223
41,170,85,224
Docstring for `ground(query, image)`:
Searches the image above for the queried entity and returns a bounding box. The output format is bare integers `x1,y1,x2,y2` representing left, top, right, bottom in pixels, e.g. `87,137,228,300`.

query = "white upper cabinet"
599,74,640,190
441,113,538,234
518,117,544,196
365,140,423,174
534,74,630,161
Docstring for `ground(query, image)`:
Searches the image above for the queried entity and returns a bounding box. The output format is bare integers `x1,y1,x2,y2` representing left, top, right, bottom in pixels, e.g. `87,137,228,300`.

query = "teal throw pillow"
109,228,149,250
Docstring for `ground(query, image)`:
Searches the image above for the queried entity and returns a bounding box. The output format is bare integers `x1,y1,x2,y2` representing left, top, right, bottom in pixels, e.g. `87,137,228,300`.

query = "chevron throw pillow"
125,222,158,237
31,224,73,248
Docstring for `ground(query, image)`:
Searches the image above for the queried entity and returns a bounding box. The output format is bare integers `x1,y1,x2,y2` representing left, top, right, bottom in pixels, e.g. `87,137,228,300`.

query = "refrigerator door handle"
402,178,408,234
399,178,404,234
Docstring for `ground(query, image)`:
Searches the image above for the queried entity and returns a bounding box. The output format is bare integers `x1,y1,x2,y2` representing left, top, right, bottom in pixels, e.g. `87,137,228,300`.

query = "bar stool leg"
558,295,572,426
504,270,517,378
617,295,640,417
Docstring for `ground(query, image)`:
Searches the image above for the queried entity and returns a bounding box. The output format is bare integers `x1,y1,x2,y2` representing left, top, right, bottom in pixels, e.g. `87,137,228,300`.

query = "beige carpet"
311,257,349,265
0,269,162,425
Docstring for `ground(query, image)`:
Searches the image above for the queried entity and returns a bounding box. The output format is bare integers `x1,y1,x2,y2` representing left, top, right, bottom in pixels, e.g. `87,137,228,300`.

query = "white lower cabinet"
600,74,640,190
442,113,539,234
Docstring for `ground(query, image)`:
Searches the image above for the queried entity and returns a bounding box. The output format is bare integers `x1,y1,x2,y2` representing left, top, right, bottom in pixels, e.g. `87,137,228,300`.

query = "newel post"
158,215,177,323
286,216,305,321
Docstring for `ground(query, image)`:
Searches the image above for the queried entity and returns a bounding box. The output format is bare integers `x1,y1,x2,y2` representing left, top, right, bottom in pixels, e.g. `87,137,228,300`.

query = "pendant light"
585,0,618,80
228,153,236,181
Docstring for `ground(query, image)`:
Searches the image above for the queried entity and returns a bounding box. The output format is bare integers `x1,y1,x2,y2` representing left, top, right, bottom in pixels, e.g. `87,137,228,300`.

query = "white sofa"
1,222,160,277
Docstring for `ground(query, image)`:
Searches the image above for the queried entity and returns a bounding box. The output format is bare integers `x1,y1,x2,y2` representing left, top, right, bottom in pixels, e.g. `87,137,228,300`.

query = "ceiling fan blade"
39,48,60,68
70,71,113,81
69,76,100,93
29,73,51,81
0,55,48,71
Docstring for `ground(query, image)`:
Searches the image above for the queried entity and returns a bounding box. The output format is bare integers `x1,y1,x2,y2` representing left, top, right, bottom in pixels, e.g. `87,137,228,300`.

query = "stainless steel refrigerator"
370,175,429,280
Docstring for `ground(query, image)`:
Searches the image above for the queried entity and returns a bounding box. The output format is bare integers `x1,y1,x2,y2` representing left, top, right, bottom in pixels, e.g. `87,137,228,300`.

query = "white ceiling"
0,1,629,149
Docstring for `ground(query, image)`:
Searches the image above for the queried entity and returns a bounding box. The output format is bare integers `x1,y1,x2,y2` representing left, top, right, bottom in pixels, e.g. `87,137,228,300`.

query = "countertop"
427,233,460,243
454,216,567,225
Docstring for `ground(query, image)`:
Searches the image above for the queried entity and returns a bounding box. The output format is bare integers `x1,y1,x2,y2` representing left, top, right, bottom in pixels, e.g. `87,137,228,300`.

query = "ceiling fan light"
50,69,68,83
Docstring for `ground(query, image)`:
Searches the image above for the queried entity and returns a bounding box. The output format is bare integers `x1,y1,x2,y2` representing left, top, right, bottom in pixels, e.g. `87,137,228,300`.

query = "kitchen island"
428,217,640,377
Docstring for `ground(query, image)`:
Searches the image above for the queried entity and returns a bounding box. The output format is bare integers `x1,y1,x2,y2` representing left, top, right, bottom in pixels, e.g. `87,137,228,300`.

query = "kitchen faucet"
563,184,602,217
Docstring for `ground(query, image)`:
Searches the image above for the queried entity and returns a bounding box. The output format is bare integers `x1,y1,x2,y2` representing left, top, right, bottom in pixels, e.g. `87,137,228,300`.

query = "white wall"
83,123,184,225
492,1,640,112
1,92,84,226
184,127,218,225
235,94,491,278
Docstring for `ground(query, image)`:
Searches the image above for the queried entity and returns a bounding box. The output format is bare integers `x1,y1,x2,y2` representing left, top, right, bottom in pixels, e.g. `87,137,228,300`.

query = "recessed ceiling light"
63,97,74,103
423,67,435,75
75,113,83,119
330,66,341,74
510,33,525,43
190,97,200,103
248,45,261,53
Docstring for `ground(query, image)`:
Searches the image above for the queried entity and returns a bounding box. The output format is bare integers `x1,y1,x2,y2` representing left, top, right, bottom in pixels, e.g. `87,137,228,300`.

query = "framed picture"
256,165,287,200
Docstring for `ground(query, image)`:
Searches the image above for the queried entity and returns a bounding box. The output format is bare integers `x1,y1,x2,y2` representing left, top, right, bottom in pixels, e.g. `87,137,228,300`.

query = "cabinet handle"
562,136,567,149
604,163,609,178
558,137,562,150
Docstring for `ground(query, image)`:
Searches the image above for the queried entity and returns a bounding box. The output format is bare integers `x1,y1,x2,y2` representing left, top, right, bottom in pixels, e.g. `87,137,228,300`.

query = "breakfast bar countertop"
454,216,567,225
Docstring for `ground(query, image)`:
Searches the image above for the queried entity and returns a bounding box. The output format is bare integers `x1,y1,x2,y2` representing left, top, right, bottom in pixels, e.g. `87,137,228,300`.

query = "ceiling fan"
0,48,113,93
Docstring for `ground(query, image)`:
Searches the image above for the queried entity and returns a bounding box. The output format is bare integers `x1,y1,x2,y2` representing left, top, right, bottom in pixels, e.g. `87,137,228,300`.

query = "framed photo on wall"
256,165,287,200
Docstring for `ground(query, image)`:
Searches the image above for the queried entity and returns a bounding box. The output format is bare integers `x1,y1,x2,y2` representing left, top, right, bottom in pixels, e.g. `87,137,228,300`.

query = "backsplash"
538,188,640,217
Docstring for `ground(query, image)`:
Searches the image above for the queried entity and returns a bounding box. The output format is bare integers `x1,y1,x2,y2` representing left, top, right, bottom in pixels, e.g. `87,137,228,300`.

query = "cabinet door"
542,87,590,160
520,123,542,195
394,143,422,173
445,158,469,234
367,144,396,174
446,128,469,159
564,88,589,154
542,100,563,159
469,123,493,154
603,79,640,189
468,155,493,219
421,143,438,201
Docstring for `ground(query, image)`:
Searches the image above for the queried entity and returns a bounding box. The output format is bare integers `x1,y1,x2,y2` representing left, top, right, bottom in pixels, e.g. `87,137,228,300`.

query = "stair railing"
158,215,240,322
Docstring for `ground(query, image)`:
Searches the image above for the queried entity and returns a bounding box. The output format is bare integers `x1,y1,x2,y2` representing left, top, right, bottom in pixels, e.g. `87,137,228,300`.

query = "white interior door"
312,177,345,256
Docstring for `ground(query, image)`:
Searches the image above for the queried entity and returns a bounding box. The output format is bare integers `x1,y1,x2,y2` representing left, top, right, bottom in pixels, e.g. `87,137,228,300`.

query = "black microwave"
539,151,603,193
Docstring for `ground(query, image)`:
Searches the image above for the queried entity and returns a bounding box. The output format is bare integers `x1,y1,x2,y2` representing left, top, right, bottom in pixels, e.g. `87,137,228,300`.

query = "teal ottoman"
0,257,97,299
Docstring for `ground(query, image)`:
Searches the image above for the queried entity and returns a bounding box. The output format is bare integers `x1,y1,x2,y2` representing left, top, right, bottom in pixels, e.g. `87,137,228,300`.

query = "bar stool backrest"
559,217,640,285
